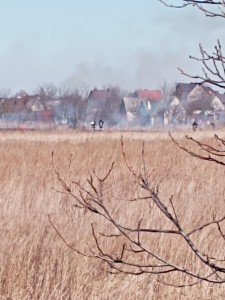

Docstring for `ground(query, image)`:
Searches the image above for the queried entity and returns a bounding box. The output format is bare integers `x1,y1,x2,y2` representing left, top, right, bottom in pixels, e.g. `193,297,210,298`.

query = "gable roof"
123,97,143,114
216,93,225,104
135,90,163,101
88,89,112,100
211,97,225,111
174,83,199,102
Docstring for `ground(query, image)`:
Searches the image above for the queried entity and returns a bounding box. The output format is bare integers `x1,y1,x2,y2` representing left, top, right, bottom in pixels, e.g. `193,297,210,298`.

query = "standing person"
91,121,96,131
192,119,198,131
99,119,104,130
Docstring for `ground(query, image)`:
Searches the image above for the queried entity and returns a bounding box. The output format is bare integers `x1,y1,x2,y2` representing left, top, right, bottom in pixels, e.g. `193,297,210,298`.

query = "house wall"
211,96,225,111
171,97,180,106
126,111,138,122
187,85,205,102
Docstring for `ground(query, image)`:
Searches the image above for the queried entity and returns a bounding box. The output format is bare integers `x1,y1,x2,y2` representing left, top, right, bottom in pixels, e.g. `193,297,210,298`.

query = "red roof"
135,90,163,101
89,89,112,100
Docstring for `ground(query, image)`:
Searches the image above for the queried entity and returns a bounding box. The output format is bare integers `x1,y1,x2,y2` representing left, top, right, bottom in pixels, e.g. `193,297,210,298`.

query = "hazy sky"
0,0,224,93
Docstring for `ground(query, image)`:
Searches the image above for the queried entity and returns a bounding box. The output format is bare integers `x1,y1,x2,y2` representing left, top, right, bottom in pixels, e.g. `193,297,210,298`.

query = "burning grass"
0,129,225,299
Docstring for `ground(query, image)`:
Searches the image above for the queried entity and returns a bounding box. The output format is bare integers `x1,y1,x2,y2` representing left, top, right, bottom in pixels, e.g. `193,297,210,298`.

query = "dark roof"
177,84,224,104
88,89,112,100
135,90,163,101
174,83,198,101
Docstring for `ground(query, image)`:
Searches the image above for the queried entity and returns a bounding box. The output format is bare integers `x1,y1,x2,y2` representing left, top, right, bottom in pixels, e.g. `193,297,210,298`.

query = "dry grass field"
1,129,225,299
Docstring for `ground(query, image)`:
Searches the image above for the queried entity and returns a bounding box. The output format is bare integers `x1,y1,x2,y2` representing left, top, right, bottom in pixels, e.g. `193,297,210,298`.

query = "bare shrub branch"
50,136,225,286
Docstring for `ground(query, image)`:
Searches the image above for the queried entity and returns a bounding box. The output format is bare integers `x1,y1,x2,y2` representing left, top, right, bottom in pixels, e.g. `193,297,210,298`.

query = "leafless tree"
50,136,225,287
0,88,11,99
159,80,176,104
77,82,91,99
0,89,11,118
34,83,58,101
100,84,125,124
160,0,225,89
58,87,87,123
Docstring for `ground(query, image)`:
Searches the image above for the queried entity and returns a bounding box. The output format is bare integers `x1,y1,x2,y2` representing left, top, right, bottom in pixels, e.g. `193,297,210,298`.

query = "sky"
0,0,224,94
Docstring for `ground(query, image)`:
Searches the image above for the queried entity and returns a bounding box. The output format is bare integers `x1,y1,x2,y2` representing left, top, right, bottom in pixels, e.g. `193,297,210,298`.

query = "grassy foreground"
0,129,225,299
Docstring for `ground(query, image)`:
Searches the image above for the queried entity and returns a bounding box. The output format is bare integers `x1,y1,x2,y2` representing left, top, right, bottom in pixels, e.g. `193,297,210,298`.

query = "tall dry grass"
0,129,225,299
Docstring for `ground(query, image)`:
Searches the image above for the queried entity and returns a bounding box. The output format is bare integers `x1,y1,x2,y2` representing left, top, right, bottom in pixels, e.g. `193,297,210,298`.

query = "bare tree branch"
50,136,225,286
169,133,225,166
160,1,225,18
177,41,225,89
159,1,225,89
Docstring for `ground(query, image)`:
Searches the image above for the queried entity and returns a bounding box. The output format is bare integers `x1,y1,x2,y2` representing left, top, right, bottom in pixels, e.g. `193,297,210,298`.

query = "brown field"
1,129,225,299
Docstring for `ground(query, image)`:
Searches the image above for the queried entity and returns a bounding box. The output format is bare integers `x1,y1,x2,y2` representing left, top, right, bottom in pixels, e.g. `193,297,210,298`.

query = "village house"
86,89,112,123
174,83,224,111
167,83,225,124
0,88,83,128
86,88,123,125
121,89,165,126
0,91,56,126
121,97,150,126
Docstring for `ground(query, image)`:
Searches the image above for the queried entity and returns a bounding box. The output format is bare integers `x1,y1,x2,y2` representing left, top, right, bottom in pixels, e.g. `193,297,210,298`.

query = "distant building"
86,88,123,125
120,90,165,127
174,83,224,111
134,89,163,102
168,82,225,125
121,97,150,126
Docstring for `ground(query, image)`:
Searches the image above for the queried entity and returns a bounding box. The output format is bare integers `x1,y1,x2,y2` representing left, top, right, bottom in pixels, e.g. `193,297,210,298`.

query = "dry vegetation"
1,129,225,299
